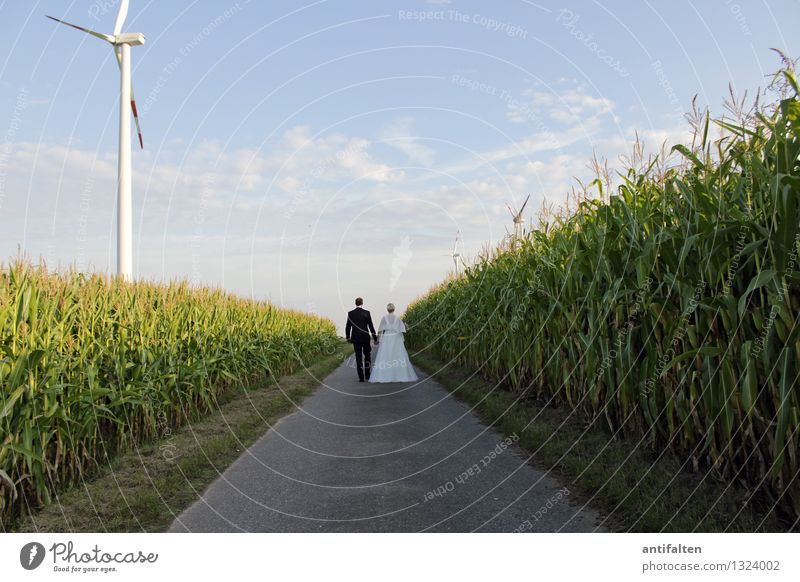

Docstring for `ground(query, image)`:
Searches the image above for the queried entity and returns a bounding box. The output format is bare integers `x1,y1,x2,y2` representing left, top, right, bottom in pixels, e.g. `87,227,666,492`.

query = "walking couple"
345,297,418,383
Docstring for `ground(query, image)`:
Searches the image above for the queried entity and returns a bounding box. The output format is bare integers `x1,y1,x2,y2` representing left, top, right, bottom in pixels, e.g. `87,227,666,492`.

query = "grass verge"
11,342,351,533
411,350,793,532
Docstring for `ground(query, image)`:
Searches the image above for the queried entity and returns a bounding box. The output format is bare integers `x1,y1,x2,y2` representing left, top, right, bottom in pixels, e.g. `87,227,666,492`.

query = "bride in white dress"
369,303,418,383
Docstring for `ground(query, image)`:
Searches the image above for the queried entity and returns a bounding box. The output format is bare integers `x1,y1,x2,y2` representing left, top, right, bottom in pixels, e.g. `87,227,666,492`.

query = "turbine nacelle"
116,32,146,46
507,194,531,239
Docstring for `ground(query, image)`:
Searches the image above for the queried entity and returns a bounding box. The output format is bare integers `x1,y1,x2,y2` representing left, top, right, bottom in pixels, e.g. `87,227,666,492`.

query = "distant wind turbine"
442,230,466,273
506,194,531,239
47,0,145,281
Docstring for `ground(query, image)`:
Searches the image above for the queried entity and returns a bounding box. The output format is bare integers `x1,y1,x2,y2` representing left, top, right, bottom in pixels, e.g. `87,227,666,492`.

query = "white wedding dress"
369,314,418,383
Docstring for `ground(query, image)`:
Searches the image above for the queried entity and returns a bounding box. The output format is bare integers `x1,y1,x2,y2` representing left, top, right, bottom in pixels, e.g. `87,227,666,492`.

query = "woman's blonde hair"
387,303,395,312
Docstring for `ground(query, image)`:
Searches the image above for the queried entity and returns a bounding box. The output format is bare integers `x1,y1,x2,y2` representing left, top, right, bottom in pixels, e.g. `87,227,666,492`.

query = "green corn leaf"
738,269,778,316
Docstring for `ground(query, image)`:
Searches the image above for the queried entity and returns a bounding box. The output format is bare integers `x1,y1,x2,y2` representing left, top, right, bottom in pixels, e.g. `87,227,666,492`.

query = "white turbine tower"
47,0,145,281
506,194,531,239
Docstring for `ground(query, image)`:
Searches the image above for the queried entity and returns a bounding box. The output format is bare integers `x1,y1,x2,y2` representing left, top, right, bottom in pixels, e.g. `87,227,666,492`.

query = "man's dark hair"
355,297,363,306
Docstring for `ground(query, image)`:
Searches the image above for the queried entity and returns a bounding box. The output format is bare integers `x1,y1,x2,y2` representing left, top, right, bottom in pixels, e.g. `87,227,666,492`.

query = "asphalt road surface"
170,357,604,532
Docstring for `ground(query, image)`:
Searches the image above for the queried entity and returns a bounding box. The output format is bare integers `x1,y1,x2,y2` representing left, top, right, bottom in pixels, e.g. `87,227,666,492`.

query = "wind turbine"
47,0,145,281
443,230,466,273
506,194,531,239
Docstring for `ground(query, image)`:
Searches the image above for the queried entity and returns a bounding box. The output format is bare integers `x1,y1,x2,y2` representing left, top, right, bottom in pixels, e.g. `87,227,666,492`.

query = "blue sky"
1,0,798,331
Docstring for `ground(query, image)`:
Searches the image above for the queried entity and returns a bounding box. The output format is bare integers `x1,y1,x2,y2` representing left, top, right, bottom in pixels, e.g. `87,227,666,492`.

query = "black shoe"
358,378,365,382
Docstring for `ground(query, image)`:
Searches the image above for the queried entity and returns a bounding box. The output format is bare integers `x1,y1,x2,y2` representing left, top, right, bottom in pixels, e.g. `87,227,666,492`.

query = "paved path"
170,358,604,532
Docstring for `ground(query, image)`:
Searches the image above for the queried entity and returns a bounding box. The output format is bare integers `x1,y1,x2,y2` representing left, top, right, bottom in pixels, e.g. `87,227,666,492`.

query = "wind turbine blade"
46,16,115,43
519,194,531,215
113,0,130,36
112,48,143,149
130,84,144,149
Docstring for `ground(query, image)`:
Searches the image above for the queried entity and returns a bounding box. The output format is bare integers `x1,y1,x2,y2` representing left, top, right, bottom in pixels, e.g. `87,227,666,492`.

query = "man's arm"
345,315,352,342
367,313,378,342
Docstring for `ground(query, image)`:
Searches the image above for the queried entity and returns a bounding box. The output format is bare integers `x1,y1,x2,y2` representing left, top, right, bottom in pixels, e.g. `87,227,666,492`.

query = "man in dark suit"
345,297,378,382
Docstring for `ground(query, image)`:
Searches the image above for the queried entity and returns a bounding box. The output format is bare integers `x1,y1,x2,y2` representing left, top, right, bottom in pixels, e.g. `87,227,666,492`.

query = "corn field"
405,69,800,521
0,263,337,526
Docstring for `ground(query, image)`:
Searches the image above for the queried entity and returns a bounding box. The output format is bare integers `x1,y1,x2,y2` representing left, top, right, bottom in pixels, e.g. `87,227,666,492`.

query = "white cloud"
507,82,614,126
591,125,693,168
274,126,404,190
379,117,437,167
141,140,266,197
0,107,692,336
433,120,601,179
334,137,403,182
